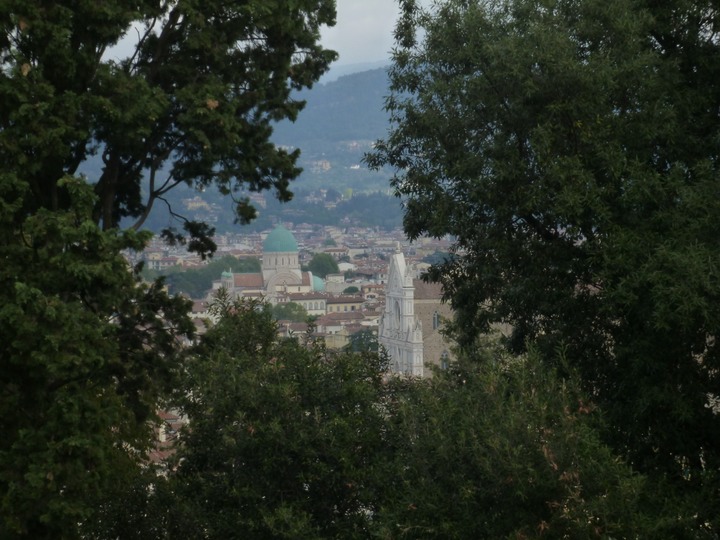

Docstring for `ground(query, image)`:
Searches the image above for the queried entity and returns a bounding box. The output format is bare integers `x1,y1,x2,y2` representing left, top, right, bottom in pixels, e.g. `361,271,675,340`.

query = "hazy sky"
321,0,402,66
106,2,407,68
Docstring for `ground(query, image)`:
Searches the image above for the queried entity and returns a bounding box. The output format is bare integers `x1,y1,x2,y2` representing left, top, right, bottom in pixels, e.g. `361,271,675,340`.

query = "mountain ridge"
82,68,399,232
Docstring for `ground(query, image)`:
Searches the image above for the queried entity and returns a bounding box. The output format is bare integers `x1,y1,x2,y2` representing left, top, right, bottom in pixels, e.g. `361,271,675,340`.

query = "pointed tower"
378,251,424,376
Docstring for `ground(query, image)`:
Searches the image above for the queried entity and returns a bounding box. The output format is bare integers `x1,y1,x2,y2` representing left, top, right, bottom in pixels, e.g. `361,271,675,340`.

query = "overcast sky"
106,2,408,69
321,0,402,66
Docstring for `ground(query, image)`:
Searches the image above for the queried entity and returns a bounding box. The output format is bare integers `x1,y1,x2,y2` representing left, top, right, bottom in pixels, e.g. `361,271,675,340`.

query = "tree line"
0,1,336,536
88,298,659,539
2,0,719,538
368,0,720,534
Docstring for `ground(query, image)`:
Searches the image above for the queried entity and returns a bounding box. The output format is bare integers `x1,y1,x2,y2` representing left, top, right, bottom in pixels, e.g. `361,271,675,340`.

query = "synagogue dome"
312,275,325,292
263,225,298,253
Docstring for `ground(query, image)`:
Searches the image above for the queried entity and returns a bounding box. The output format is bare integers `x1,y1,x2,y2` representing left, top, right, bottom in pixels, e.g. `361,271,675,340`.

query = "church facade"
378,251,454,377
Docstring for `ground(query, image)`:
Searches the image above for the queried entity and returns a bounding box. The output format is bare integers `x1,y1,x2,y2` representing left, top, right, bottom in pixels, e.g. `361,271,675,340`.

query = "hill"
272,67,394,192
81,68,399,232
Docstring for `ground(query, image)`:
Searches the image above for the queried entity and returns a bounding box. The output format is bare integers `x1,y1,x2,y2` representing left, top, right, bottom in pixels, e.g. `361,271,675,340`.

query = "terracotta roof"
327,295,364,304
287,292,328,301
345,324,367,335
192,300,208,313
316,311,365,324
234,273,264,288
278,322,309,335
354,266,384,276
158,410,180,421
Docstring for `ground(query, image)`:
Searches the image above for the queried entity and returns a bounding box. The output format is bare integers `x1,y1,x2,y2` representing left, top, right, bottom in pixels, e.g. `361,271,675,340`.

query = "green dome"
312,275,325,292
263,225,298,253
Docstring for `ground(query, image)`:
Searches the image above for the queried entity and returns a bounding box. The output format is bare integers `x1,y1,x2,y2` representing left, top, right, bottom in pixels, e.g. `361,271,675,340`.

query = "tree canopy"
143,255,261,299
0,0,337,254
88,304,661,538
368,0,720,529
376,347,664,539
344,327,377,353
0,1,336,536
269,301,309,323
150,299,392,539
0,179,194,538
306,251,339,278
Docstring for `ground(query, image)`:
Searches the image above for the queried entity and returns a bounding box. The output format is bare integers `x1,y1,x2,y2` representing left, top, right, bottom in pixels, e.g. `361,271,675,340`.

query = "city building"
220,225,324,302
378,250,454,377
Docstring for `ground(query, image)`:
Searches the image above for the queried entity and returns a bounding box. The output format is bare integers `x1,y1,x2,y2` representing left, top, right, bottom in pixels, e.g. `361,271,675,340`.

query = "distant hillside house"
220,225,324,303
378,251,454,377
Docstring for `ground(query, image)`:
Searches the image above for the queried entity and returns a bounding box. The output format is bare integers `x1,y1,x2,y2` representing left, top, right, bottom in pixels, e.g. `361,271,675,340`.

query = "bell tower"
378,251,424,376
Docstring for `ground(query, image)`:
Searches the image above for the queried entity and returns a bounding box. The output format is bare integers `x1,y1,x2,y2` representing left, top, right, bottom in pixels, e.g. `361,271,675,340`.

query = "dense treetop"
0,1,336,537
369,0,720,531
5,0,720,537
142,255,261,299
90,300,661,539
306,251,340,278
0,0,337,253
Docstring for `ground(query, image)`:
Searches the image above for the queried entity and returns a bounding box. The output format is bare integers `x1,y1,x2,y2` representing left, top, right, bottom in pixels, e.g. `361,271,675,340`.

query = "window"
441,351,449,370
432,311,440,330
